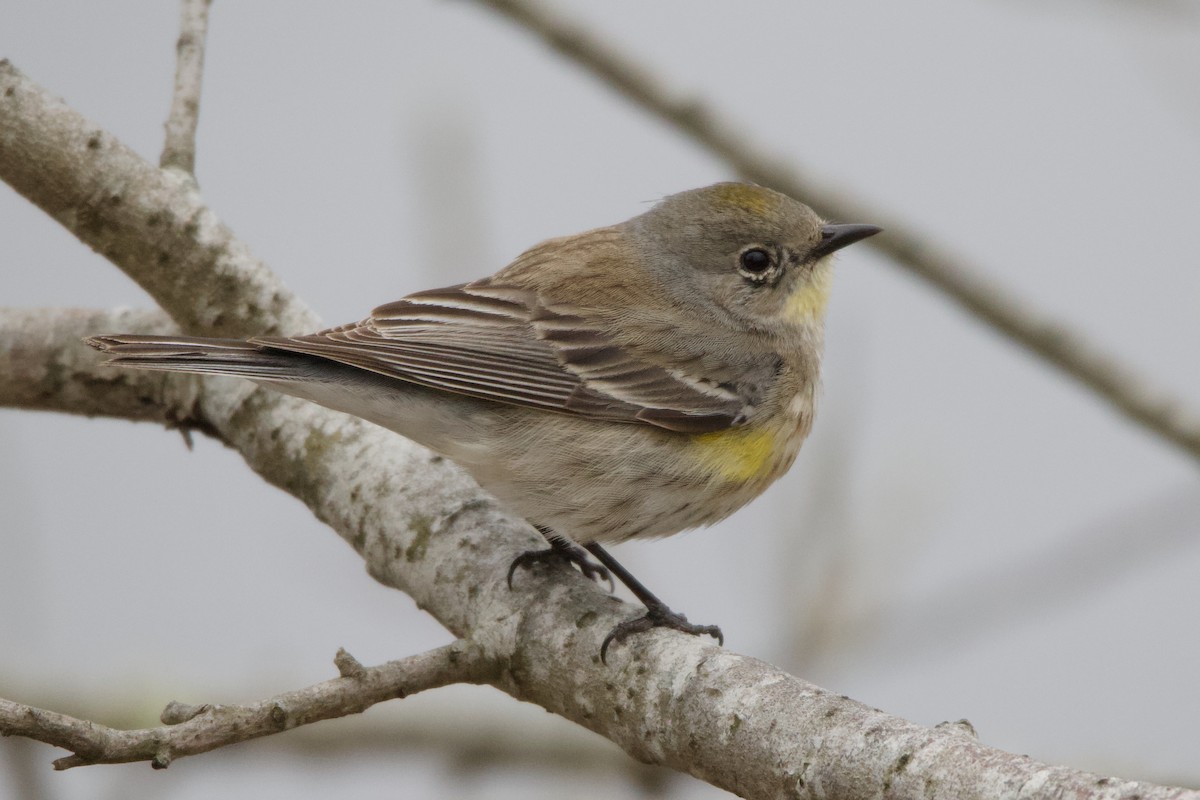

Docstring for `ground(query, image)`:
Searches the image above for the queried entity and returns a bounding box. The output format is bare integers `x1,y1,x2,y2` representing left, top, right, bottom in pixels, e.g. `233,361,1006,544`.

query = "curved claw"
600,607,723,664
506,550,539,590
506,545,614,592
577,559,615,592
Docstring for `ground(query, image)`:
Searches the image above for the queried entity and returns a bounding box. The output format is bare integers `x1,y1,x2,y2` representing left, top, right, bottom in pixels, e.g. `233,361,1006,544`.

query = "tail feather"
85,334,306,380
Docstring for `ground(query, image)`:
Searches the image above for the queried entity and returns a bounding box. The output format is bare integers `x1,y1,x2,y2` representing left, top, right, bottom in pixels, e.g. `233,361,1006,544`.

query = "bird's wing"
251,282,747,433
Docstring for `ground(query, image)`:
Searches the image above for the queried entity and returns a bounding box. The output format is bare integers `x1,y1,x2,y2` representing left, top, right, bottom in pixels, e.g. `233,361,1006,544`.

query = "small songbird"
88,183,880,661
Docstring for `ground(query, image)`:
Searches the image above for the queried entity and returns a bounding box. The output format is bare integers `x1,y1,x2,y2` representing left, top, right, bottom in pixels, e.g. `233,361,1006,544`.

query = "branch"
0,307,218,434
3,63,1199,799
160,0,212,176
6,686,672,789
471,0,1200,463
0,59,317,339
0,643,491,770
3,293,1197,795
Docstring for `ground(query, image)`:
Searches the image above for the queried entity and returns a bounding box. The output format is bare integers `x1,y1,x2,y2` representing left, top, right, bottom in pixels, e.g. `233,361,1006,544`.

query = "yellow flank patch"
786,261,833,321
710,183,780,216
689,427,779,482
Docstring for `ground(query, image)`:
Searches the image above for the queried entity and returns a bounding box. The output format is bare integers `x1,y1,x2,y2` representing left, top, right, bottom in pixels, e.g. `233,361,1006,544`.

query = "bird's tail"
85,334,305,381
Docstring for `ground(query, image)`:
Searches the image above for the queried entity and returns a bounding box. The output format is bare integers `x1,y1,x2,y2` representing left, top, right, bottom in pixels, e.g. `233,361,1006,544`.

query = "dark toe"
600,607,723,664
507,546,613,592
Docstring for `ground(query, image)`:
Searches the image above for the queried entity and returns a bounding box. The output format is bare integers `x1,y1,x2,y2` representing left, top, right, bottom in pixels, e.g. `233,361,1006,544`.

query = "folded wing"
253,282,747,433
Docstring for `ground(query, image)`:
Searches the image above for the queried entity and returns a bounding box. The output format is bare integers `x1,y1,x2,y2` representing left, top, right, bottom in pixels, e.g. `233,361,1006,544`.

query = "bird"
87,182,880,661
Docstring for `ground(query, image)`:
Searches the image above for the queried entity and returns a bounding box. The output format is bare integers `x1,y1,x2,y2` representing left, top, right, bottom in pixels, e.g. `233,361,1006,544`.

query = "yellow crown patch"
709,183,781,216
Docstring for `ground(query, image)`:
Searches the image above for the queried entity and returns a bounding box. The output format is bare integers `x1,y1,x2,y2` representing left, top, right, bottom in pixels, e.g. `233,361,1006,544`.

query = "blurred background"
2,1,1199,797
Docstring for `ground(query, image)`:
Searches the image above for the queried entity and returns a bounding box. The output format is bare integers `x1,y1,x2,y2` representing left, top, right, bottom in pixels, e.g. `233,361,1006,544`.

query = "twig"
160,0,212,175
0,643,490,770
3,685,672,790
471,0,1200,463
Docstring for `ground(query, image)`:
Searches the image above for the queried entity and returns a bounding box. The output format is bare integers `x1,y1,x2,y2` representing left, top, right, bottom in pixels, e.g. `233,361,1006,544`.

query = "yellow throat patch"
786,259,833,321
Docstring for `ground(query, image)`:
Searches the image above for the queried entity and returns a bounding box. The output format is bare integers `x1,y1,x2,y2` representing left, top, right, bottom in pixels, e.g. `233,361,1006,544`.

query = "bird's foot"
507,540,614,592
600,602,723,664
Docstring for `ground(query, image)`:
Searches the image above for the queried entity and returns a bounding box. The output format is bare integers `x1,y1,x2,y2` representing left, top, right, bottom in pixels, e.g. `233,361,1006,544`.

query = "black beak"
813,223,882,258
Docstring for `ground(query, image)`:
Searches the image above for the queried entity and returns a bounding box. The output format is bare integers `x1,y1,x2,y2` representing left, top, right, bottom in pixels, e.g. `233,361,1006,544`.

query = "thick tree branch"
0,59,317,339
0,643,492,770
160,0,212,176
472,0,1200,464
0,307,217,434
2,62,1198,799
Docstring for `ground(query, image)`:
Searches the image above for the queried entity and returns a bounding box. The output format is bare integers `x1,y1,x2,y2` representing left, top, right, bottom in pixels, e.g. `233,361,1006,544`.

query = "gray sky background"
2,2,1199,797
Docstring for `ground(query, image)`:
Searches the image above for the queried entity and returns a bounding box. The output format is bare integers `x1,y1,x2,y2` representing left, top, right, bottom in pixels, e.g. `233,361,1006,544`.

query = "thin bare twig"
160,0,212,175
4,686,672,791
472,0,1200,463
0,643,491,770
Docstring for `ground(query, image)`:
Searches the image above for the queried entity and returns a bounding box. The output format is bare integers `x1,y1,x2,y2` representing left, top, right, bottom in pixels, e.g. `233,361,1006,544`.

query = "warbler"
87,182,879,660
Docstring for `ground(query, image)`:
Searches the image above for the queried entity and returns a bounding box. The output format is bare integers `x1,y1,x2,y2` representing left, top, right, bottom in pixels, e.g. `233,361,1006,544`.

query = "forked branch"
0,643,491,770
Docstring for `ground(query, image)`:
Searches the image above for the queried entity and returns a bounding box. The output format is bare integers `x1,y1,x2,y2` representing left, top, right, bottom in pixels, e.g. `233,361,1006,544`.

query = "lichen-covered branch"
0,59,317,339
472,0,1200,463
0,643,491,770
0,307,216,433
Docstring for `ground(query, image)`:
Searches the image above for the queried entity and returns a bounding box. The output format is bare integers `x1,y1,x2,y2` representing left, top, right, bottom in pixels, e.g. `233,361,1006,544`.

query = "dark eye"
738,247,772,275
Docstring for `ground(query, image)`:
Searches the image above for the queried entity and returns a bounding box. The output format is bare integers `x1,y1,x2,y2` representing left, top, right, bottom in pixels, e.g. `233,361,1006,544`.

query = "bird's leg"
584,543,723,664
507,526,613,591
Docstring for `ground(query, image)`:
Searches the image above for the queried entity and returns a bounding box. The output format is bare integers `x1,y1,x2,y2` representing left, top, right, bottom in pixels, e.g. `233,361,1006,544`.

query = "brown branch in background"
160,0,212,175
0,643,490,770
472,0,1200,463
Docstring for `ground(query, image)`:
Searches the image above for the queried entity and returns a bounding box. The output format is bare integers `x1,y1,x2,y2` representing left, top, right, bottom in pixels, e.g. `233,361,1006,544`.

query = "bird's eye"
738,247,772,276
